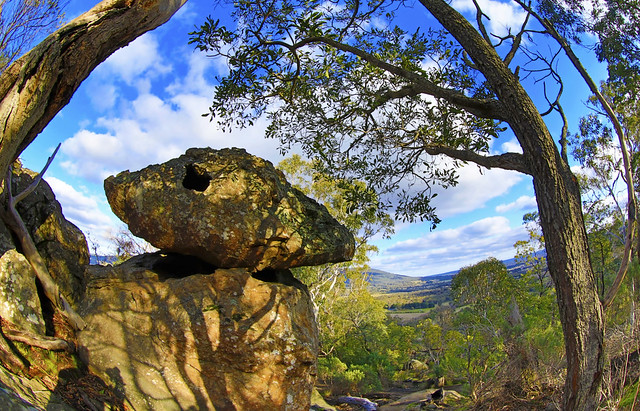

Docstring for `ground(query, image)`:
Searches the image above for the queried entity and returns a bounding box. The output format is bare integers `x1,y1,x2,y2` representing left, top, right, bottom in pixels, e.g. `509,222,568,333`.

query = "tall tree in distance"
514,212,550,298
450,257,518,400
190,0,639,407
0,0,67,73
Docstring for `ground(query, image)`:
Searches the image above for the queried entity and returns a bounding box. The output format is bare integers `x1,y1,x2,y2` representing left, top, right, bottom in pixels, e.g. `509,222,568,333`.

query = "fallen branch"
3,328,74,353
0,331,27,372
1,144,86,330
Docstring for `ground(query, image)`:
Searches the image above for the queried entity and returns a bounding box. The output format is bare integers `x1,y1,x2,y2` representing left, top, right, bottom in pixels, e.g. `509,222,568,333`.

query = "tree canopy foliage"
190,0,516,226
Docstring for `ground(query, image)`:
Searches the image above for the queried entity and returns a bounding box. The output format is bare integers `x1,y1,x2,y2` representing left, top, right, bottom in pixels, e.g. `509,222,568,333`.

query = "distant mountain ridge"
366,256,532,293
90,254,535,294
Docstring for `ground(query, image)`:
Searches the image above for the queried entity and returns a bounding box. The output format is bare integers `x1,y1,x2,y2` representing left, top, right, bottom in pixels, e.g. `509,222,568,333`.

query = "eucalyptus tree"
190,0,638,408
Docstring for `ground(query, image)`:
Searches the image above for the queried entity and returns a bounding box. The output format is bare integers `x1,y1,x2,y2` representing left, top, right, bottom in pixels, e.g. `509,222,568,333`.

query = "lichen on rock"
0,250,46,335
104,147,355,271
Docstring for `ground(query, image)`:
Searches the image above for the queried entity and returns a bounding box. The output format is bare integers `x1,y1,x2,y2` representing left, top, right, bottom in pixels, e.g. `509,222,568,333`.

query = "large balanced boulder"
78,252,318,410
104,147,355,271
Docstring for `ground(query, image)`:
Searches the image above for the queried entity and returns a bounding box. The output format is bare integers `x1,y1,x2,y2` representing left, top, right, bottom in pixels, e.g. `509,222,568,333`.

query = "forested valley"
267,154,639,410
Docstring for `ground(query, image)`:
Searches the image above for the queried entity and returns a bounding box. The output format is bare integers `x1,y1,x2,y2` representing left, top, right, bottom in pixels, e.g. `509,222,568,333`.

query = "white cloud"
45,176,118,252
431,164,523,217
165,52,213,96
61,47,286,184
495,195,537,213
61,96,284,183
100,33,172,87
451,0,528,38
371,216,526,275
172,2,198,23
499,138,522,154
83,32,174,112
88,83,118,112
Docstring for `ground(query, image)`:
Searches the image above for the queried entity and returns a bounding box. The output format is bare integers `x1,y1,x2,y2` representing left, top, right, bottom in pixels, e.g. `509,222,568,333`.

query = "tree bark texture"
420,1,604,409
0,0,188,180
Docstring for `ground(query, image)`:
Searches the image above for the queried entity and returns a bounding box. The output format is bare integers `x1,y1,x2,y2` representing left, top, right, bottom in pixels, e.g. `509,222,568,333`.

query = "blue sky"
20,0,607,276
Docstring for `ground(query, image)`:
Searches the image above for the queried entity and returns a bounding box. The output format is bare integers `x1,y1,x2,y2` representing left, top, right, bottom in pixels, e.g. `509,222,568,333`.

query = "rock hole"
183,164,211,192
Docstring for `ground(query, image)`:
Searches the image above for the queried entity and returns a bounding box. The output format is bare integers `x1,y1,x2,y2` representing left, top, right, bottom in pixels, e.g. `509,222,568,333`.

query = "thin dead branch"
3,328,74,352
1,143,86,330
503,11,531,67
472,0,492,44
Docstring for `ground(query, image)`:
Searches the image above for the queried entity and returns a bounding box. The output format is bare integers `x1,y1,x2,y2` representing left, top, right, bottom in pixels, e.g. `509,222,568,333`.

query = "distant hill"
366,255,540,294
89,254,537,294
365,268,454,293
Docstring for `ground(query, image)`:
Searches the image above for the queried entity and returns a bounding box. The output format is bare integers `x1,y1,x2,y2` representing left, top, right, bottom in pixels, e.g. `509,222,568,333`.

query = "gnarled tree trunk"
0,0,189,180
421,1,604,409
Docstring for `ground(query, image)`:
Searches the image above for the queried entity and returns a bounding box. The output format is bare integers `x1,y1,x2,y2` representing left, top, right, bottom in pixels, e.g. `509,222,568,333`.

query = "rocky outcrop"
0,162,89,334
104,147,355,271
0,150,352,410
7,162,89,308
0,163,93,409
78,253,318,410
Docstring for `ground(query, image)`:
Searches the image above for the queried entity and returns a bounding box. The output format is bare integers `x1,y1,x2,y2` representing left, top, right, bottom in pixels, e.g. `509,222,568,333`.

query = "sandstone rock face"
8,163,89,308
0,250,46,335
78,253,318,411
104,147,355,271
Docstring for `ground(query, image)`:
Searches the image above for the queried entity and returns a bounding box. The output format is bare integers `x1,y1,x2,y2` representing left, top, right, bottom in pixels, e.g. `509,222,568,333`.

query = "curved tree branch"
0,0,188,180
264,35,508,121
424,145,529,174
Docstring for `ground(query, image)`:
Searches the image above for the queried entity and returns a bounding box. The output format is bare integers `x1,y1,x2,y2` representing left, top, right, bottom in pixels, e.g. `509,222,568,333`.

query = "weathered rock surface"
0,163,93,409
104,147,355,271
0,372,74,411
78,252,318,410
0,162,89,332
2,162,89,309
0,250,46,335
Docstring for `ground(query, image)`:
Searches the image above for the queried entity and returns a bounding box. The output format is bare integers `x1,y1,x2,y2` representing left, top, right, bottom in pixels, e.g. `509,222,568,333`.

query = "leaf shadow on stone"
77,253,318,409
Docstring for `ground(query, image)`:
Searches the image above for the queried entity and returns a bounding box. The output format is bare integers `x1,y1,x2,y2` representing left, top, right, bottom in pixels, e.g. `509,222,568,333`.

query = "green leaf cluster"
191,0,501,226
